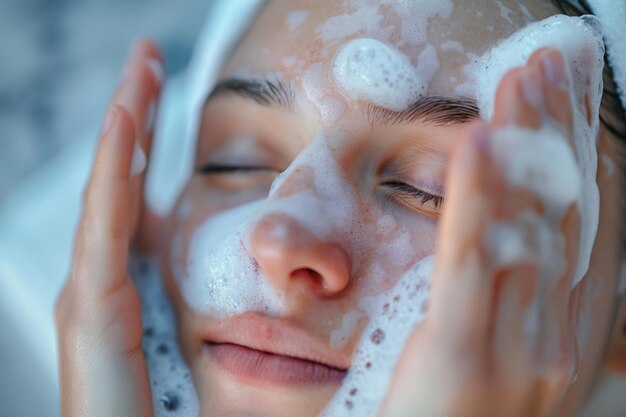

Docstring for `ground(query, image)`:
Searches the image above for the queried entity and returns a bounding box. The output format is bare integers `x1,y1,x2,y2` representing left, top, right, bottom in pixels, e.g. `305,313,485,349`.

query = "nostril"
291,267,323,288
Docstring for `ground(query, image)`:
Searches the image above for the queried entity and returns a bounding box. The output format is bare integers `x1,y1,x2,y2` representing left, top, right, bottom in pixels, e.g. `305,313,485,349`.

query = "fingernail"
131,142,147,177
541,51,567,88
145,100,156,133
147,58,164,84
102,107,116,135
520,67,544,109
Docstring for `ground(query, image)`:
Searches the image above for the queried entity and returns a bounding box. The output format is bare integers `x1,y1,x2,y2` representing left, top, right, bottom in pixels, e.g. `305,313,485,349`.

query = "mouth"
201,314,350,386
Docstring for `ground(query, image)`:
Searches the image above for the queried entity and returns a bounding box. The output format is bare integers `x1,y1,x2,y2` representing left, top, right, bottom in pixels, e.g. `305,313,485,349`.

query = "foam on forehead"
317,0,453,46
332,38,433,111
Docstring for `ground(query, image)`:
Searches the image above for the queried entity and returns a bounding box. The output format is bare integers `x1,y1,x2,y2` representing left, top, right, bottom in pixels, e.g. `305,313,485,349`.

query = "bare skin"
55,1,626,416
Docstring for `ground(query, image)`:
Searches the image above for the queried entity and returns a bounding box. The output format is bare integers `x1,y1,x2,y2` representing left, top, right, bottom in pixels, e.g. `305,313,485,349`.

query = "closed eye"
381,180,444,209
196,164,282,174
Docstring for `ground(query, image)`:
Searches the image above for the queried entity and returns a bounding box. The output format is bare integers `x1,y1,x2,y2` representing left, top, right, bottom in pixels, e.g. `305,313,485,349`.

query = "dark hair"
551,0,626,142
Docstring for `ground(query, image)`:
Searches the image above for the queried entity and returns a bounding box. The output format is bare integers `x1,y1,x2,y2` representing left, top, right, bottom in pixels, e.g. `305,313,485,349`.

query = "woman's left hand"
55,40,163,417
379,48,581,417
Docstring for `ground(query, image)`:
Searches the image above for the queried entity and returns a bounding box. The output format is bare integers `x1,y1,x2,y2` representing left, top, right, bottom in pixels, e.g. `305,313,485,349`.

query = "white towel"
145,0,265,217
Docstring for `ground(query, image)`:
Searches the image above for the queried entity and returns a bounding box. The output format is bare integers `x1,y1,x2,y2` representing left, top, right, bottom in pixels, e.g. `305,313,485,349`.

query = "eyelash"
198,165,444,208
196,164,280,174
382,181,444,208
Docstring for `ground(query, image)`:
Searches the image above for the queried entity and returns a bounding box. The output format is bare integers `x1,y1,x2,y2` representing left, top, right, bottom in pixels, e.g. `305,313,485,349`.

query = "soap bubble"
160,391,180,411
370,328,385,345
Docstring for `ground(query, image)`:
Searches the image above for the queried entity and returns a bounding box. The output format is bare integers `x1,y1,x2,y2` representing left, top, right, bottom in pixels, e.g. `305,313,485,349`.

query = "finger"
492,66,543,129
430,122,494,351
537,204,580,395
492,264,538,369
73,106,136,299
113,40,164,239
115,39,163,152
530,48,574,134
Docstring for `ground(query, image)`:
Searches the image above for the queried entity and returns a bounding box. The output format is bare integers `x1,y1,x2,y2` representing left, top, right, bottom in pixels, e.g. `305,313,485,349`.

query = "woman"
55,0,626,416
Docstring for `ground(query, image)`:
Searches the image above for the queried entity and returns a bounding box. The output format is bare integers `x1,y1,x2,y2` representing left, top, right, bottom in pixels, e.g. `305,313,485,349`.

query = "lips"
201,313,350,385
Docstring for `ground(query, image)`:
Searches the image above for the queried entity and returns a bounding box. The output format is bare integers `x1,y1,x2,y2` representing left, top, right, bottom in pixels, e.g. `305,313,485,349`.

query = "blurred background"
0,0,209,202
0,0,209,415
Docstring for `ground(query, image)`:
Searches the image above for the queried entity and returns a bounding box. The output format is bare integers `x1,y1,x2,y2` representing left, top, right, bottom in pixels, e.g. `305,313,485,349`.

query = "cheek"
350,206,438,299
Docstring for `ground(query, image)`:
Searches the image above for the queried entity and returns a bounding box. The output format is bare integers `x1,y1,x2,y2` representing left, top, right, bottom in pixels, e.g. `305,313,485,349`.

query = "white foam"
469,15,604,121
440,40,464,53
316,3,384,43
330,310,365,349
492,125,581,208
316,0,452,47
496,0,515,25
282,55,297,67
386,0,453,46
317,96,345,125
332,38,427,111
321,255,434,417
487,210,567,281
285,10,310,31
175,200,284,317
130,255,198,417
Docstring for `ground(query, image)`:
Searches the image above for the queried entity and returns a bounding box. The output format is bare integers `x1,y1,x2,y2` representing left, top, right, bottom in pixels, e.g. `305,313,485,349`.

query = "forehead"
221,0,557,86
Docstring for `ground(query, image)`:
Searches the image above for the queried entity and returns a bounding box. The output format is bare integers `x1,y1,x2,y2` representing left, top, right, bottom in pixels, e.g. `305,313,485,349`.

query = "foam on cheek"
330,310,365,349
467,15,605,288
173,201,283,317
332,38,429,111
321,256,434,417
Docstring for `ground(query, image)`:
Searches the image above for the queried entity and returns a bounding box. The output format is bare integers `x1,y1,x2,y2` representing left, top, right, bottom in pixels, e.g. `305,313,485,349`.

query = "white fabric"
145,0,265,216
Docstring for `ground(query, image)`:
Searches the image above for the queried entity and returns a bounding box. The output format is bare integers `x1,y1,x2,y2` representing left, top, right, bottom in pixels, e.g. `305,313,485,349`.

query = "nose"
248,213,352,296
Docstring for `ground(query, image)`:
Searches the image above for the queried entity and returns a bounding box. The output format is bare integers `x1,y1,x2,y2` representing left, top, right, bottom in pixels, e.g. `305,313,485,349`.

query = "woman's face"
159,0,625,416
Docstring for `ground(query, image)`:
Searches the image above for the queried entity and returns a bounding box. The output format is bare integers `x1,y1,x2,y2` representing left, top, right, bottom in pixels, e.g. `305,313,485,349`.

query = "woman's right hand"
55,40,163,417
379,48,581,417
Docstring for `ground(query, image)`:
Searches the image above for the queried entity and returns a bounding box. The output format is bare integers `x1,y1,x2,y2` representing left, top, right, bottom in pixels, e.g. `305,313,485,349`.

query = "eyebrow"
367,96,480,127
206,77,295,109
207,78,479,126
